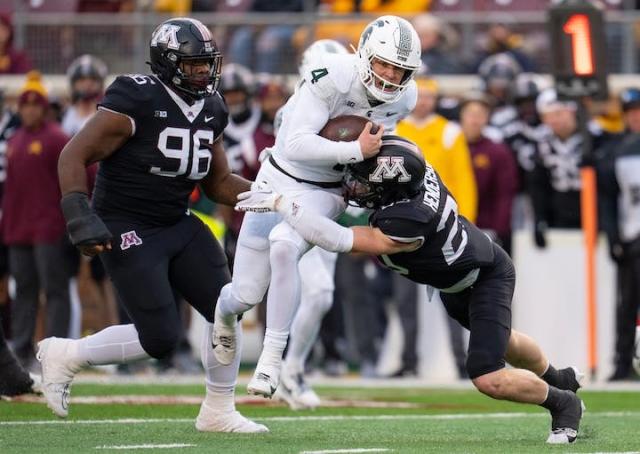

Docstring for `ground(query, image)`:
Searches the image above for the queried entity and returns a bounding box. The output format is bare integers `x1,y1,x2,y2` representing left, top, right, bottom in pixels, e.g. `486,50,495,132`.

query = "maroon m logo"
120,231,143,250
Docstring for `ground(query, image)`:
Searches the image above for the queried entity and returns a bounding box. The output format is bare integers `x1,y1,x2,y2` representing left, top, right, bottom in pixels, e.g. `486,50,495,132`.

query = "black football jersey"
93,74,229,225
370,163,495,289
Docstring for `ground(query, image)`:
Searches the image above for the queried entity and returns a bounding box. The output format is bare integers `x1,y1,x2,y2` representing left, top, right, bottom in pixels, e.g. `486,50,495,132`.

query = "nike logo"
205,115,215,122
385,112,397,117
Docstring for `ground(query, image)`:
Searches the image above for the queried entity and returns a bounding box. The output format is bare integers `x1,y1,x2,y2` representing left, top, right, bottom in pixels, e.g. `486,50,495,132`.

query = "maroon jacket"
468,136,519,237
1,121,69,244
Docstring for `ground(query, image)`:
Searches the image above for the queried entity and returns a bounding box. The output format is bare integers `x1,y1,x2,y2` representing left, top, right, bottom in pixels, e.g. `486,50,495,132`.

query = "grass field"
2,380,640,453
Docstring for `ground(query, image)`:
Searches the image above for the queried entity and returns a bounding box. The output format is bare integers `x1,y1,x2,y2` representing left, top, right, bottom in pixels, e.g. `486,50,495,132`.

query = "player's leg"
461,245,583,444
250,188,345,398
212,210,280,365
0,314,39,396
169,217,267,433
506,330,583,392
37,223,180,417
279,247,337,409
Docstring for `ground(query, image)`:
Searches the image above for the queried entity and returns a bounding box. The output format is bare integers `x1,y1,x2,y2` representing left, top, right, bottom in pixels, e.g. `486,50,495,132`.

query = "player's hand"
358,122,384,159
78,241,112,258
235,189,282,213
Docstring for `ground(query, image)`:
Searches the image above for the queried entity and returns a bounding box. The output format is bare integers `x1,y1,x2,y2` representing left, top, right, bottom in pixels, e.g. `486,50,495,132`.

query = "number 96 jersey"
93,74,229,225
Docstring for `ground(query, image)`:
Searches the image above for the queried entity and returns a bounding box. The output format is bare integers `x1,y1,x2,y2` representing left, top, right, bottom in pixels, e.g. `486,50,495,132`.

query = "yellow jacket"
396,114,478,223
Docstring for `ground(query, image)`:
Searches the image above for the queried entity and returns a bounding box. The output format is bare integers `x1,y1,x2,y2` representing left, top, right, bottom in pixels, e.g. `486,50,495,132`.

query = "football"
318,115,380,142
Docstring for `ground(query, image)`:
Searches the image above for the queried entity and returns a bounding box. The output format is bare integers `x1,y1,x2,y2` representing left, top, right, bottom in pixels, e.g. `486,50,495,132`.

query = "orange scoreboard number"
548,0,608,100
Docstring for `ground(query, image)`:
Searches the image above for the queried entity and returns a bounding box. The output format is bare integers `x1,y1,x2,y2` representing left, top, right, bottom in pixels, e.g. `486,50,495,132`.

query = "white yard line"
300,449,391,454
1,411,639,426
95,443,196,450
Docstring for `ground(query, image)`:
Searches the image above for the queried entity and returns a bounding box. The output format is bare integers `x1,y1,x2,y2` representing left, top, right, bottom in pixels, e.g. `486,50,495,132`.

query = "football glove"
235,189,281,213
61,192,112,248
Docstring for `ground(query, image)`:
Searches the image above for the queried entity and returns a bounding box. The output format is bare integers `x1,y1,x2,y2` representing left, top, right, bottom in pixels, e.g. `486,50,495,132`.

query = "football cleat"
36,337,85,418
195,400,268,433
276,367,320,410
564,366,584,393
247,362,281,399
211,305,237,366
546,393,584,444
0,357,38,397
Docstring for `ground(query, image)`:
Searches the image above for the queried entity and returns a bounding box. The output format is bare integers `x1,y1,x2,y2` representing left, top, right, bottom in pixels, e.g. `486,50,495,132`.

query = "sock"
286,293,330,374
541,364,561,387
540,385,571,412
201,322,242,413
541,364,580,393
261,329,289,366
77,324,149,366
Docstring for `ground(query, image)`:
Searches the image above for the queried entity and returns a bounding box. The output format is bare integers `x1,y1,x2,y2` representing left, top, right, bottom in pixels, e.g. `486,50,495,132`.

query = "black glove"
60,192,112,249
534,221,547,249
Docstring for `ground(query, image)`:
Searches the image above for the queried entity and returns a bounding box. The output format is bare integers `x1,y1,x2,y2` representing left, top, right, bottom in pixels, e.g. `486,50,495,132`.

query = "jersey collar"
156,77,205,123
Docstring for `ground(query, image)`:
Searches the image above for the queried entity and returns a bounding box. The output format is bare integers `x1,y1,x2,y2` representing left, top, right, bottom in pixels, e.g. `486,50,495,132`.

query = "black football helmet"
343,135,426,209
149,17,222,99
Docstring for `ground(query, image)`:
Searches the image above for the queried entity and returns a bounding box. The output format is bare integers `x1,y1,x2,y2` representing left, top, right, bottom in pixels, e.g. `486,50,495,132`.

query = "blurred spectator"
412,14,464,75
0,14,32,74
479,53,522,115
460,95,518,255
227,0,305,73
598,88,640,381
396,78,477,379
77,0,135,12
1,72,71,370
529,88,608,248
473,23,536,73
62,55,108,137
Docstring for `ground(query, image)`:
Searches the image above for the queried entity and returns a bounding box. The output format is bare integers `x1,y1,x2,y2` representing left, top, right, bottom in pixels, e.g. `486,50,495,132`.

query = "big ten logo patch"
120,230,143,250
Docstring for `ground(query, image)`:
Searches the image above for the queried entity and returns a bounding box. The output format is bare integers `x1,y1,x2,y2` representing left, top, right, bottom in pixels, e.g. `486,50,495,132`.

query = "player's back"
93,74,228,225
370,162,495,291
272,53,417,182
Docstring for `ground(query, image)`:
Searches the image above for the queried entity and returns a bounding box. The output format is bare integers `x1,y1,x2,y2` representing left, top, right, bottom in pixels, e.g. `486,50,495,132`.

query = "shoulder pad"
99,74,153,119
304,54,357,101
372,199,432,240
397,80,418,117
374,198,433,225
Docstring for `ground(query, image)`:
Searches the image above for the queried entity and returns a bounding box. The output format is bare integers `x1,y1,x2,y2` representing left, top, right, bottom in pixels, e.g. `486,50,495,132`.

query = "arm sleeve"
280,81,363,165
448,132,478,223
277,198,354,253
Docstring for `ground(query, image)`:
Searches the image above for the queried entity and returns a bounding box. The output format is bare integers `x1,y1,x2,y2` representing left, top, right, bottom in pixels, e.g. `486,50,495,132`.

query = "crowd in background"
0,4,639,383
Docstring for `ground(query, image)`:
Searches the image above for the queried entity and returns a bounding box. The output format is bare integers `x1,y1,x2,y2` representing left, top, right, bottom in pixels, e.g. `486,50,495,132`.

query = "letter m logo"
151,24,181,50
120,231,143,250
369,156,411,183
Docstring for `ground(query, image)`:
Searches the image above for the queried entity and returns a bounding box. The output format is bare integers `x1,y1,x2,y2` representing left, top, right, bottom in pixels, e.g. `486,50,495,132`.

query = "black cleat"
546,392,584,444
558,366,584,393
0,359,36,397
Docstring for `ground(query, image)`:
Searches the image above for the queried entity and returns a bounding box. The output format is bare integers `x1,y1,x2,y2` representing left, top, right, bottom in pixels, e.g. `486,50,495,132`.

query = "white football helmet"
357,15,421,103
299,39,349,77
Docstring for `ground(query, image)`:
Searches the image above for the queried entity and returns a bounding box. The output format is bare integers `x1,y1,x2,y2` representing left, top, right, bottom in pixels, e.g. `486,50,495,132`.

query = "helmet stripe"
396,19,412,63
180,17,212,42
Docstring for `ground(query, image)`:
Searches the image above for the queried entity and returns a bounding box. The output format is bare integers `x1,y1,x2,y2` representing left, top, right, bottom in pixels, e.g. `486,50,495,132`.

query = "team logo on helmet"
369,156,411,183
151,24,181,50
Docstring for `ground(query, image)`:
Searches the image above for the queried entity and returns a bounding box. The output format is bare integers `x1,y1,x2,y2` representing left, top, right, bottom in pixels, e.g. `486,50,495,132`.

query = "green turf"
1,385,640,453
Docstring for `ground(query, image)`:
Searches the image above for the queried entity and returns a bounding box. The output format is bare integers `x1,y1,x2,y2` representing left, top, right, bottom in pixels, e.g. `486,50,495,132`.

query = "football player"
36,18,267,433
278,39,349,410
212,16,421,398
0,320,40,396
237,136,585,444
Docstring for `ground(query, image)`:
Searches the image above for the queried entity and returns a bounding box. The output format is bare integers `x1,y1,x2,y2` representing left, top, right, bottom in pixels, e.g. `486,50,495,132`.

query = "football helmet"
356,16,421,103
299,39,349,77
478,53,522,90
343,135,426,209
66,54,108,102
219,63,255,96
149,17,222,99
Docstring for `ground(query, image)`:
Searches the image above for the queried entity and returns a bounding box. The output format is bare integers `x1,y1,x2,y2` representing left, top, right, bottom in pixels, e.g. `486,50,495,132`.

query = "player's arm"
199,137,252,206
58,109,132,256
235,192,420,255
283,82,382,163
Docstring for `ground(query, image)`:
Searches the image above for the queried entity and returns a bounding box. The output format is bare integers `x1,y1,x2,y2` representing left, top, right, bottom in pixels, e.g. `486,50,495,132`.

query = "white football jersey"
271,53,417,183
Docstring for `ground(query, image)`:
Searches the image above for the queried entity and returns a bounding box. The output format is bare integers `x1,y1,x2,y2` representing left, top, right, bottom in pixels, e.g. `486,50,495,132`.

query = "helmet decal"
369,156,411,183
150,24,181,50
396,20,413,63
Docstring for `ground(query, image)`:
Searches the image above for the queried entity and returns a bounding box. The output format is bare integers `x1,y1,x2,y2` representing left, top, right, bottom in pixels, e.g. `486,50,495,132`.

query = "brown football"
318,115,379,142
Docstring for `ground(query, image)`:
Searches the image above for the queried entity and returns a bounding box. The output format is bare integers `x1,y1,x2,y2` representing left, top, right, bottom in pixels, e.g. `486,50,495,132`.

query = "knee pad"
139,330,179,360
220,281,259,313
301,288,333,315
466,348,505,380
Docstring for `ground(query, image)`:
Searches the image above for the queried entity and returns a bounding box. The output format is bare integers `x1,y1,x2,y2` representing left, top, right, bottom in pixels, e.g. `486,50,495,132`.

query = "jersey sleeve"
212,92,229,141
371,205,431,244
98,75,151,134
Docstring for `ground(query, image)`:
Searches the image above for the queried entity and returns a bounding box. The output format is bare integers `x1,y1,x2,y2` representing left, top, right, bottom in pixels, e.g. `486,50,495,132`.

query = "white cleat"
247,363,281,399
546,428,577,444
195,401,268,433
276,368,320,410
36,337,84,418
29,373,42,395
211,305,237,366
